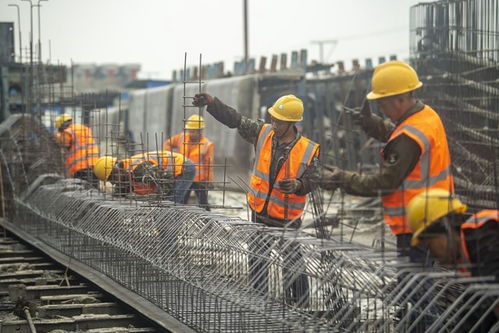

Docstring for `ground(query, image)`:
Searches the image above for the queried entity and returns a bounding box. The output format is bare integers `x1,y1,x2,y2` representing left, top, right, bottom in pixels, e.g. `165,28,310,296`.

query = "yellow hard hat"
268,95,304,122
367,61,423,100
185,114,205,129
55,114,73,129
407,189,467,246
93,156,117,181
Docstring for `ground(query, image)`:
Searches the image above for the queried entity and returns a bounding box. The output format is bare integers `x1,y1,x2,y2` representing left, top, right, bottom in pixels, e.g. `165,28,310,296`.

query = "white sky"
1,0,426,79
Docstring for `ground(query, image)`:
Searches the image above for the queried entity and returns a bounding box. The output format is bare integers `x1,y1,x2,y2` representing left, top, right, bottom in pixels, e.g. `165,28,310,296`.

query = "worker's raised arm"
192,93,263,145
348,100,394,143
193,93,241,128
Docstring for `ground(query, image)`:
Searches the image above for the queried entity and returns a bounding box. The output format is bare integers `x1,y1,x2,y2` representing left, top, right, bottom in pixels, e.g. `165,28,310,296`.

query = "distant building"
71,63,141,93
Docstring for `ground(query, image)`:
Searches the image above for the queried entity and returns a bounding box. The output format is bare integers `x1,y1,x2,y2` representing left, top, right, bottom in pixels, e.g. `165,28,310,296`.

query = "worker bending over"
408,189,499,279
193,93,319,307
164,114,214,210
93,151,195,203
55,114,100,187
407,189,499,330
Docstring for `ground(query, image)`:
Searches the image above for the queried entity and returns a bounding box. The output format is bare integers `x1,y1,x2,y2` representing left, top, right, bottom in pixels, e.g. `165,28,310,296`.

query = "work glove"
192,93,214,107
318,165,349,191
344,99,371,128
277,178,302,194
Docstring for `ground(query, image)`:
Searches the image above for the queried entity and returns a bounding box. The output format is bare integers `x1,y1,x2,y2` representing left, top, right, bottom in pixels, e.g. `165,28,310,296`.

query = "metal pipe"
21,0,33,68
23,307,37,333
21,0,34,114
8,4,22,63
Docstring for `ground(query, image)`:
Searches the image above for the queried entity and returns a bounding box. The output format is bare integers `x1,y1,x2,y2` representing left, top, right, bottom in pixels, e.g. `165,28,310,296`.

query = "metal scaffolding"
410,0,499,210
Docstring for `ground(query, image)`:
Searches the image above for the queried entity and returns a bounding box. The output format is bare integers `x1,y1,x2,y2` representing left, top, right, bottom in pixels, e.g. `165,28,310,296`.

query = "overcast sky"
1,0,425,79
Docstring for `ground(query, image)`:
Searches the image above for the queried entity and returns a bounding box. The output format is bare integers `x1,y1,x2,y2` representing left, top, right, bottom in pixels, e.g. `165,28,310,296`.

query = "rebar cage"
1,115,498,332
410,0,499,209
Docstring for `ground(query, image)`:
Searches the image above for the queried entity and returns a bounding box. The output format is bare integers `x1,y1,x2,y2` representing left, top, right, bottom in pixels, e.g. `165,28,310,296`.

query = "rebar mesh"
0,115,496,332
410,0,499,209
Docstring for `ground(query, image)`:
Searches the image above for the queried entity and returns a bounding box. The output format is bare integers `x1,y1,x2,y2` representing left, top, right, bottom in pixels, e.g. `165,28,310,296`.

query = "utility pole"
37,0,48,63
311,39,338,64
243,0,248,74
8,4,22,63
21,0,34,114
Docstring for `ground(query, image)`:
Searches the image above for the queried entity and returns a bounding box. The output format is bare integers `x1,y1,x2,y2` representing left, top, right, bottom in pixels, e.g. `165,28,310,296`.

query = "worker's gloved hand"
141,174,156,184
318,165,349,191
277,178,302,194
192,93,214,107
345,99,371,128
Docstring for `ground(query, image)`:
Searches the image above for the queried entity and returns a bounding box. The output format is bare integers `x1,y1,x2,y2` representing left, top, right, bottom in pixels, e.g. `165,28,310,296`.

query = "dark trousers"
184,182,210,211
248,213,310,307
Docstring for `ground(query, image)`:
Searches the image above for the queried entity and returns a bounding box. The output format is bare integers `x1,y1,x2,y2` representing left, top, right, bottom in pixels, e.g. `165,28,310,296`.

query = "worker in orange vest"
93,151,195,203
55,114,100,188
408,189,499,278
163,114,214,210
407,189,499,330
193,93,320,307
320,60,454,261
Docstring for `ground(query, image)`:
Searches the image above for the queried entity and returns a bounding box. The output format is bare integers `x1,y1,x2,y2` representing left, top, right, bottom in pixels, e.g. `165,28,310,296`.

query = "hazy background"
0,0,425,79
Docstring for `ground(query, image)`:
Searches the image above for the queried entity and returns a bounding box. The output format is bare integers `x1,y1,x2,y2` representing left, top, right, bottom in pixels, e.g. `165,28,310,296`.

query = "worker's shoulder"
298,134,319,147
203,136,214,145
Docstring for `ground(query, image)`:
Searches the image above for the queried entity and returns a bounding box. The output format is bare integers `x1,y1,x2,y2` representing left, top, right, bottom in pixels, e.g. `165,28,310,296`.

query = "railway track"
0,227,165,333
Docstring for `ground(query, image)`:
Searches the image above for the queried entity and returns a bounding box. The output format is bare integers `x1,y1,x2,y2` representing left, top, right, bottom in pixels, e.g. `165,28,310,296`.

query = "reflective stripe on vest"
382,105,454,235
64,124,100,176
247,124,319,221
164,133,212,181
122,151,182,195
127,151,183,177
459,210,499,275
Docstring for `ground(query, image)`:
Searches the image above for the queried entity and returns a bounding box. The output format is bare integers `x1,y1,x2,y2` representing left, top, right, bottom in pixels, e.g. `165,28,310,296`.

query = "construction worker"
192,93,320,307
320,60,454,261
55,114,100,188
93,150,195,203
408,189,499,279
407,189,499,330
163,114,214,210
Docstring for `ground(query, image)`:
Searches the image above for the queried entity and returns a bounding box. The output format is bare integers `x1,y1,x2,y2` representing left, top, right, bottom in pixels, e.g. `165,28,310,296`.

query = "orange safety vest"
163,133,214,182
382,105,454,235
247,124,320,221
459,210,499,275
64,124,100,176
120,151,185,195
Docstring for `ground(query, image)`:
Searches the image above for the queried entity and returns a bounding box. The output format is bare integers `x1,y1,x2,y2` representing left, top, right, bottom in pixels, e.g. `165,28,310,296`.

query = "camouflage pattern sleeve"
296,156,319,195
237,116,265,145
339,134,421,196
